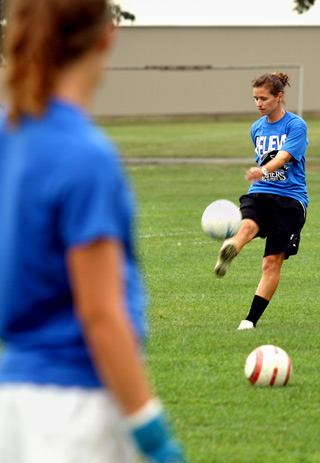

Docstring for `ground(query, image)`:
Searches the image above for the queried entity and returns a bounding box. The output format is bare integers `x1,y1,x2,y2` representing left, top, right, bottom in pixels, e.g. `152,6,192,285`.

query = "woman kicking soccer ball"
215,73,308,330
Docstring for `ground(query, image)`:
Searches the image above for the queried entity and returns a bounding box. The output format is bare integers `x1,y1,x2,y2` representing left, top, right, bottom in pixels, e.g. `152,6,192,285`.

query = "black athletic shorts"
239,193,306,259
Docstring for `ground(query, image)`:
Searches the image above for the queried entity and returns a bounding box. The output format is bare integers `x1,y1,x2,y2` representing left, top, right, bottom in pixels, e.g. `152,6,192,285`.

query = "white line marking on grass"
140,231,201,239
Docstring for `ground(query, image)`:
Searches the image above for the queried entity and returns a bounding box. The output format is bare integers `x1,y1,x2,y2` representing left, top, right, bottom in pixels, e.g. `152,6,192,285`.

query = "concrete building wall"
1,26,320,118
93,26,320,117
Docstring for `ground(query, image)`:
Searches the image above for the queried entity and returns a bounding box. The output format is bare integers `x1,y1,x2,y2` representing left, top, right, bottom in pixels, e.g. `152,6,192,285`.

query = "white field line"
140,230,201,239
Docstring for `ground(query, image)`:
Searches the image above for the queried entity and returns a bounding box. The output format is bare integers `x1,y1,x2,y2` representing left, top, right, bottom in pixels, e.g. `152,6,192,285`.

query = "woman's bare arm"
67,239,152,415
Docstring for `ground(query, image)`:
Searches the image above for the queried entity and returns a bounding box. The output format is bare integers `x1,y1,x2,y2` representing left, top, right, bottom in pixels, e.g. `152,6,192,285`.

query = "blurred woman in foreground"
0,1,185,462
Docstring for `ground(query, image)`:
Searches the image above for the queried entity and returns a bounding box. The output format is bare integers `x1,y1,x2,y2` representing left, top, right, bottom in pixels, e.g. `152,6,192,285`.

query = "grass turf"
105,117,320,160
1,118,317,462
124,153,320,462
108,118,320,462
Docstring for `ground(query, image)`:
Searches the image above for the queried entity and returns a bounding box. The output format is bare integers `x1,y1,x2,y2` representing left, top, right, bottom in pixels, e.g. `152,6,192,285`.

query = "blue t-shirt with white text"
248,111,308,208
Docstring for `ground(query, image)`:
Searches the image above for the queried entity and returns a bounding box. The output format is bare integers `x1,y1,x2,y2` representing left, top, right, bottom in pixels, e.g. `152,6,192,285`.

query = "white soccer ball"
201,199,241,240
245,345,292,387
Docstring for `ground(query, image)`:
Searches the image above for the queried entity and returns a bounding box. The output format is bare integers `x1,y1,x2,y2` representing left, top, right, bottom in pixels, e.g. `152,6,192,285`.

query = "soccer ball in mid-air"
201,199,241,240
245,345,292,387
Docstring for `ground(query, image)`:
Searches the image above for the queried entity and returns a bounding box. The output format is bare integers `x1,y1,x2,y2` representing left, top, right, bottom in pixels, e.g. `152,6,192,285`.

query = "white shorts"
0,384,140,463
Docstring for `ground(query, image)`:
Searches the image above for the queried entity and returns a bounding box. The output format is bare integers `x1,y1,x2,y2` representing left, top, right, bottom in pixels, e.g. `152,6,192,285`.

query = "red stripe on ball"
269,367,278,386
250,348,263,384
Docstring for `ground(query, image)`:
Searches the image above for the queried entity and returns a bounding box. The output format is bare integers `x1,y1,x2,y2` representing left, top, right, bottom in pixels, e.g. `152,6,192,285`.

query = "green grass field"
105,117,320,159
106,119,320,463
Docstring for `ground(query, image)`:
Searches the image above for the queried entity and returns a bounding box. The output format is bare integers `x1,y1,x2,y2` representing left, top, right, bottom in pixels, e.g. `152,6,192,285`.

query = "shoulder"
45,100,122,172
284,111,307,132
251,116,266,135
251,116,267,130
43,106,122,175
78,125,119,164
64,127,123,183
39,117,125,199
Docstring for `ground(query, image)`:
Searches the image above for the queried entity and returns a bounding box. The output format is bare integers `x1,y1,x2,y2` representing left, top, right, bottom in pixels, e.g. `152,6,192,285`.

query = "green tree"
109,3,135,24
294,0,317,13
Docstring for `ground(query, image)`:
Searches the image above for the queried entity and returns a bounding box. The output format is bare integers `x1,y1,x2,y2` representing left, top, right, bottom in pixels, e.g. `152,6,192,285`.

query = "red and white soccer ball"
201,199,241,240
245,345,292,387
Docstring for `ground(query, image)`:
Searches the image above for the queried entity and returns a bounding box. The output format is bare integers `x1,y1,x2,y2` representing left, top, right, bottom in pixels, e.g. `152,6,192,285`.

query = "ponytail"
5,1,56,124
5,0,110,125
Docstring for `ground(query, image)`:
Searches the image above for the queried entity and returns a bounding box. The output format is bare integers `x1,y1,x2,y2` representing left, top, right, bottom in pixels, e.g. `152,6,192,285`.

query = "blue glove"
127,399,186,463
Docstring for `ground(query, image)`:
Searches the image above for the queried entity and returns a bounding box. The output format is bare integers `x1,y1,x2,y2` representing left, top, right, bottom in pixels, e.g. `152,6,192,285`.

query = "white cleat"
214,241,237,277
237,320,254,330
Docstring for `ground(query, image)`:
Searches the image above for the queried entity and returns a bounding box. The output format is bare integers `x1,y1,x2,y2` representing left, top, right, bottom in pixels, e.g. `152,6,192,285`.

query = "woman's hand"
246,150,292,184
246,167,264,184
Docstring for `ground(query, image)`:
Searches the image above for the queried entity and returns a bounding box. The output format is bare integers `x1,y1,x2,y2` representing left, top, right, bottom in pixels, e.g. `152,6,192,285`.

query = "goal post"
108,63,304,118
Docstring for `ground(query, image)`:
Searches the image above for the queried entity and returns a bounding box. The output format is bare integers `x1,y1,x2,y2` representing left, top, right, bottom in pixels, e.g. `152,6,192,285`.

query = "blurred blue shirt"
0,100,147,387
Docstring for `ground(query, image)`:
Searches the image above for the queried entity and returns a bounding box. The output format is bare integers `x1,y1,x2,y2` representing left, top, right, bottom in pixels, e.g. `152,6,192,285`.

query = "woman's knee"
262,253,285,273
240,219,259,239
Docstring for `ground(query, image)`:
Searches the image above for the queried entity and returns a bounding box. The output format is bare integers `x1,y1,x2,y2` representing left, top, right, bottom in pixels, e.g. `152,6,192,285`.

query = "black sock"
246,295,269,327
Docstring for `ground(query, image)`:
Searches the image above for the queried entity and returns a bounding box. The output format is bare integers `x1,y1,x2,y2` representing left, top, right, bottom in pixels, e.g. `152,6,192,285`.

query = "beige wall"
1,26,320,118
92,26,320,118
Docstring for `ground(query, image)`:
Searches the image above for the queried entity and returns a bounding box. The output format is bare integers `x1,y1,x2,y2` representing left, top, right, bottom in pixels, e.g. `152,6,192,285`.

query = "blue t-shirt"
248,111,308,208
0,100,147,387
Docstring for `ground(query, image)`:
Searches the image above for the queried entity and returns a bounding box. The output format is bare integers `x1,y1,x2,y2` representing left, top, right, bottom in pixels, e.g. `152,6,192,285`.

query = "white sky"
119,0,320,25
